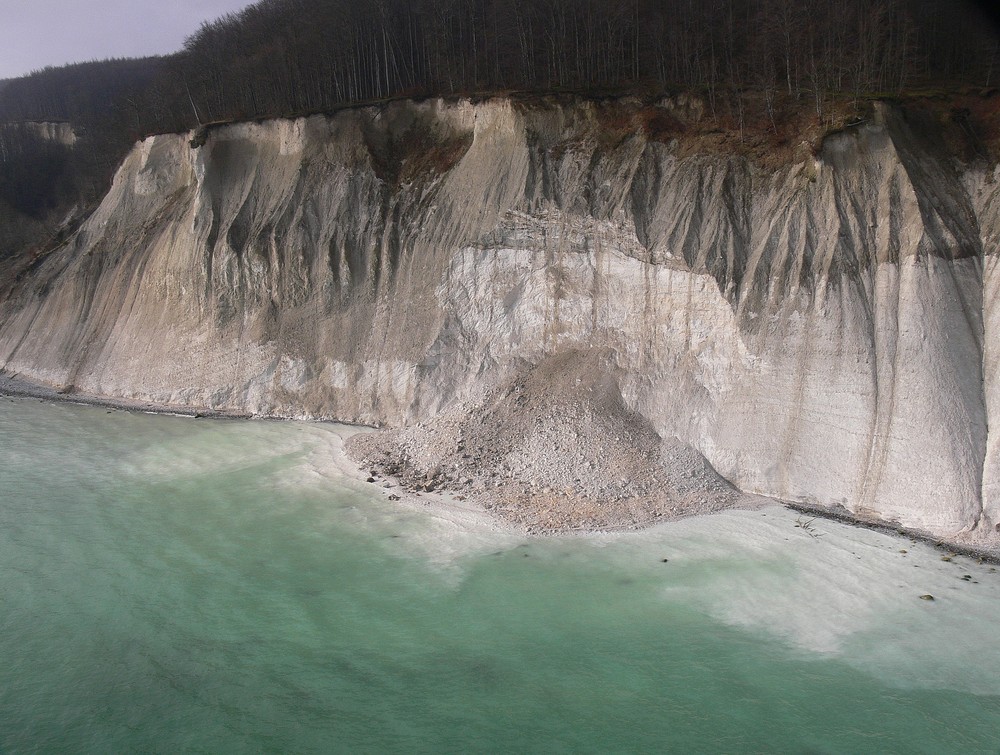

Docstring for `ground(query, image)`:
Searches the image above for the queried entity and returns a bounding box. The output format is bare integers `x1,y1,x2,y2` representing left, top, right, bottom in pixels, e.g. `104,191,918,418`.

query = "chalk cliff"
1,96,997,541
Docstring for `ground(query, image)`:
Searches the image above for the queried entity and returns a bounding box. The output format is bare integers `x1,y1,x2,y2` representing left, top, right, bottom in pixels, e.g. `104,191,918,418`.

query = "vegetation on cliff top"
2,0,998,132
0,0,997,259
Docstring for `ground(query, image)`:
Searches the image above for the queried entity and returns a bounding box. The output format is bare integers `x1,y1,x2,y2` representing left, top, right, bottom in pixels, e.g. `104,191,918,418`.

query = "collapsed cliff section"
1,93,998,542
347,349,746,533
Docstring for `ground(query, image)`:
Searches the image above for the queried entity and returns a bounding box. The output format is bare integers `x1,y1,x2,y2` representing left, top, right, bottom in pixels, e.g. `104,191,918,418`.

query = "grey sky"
0,0,254,80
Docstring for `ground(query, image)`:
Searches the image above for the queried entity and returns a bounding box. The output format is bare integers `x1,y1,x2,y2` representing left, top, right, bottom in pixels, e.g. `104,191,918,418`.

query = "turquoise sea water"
1,397,999,753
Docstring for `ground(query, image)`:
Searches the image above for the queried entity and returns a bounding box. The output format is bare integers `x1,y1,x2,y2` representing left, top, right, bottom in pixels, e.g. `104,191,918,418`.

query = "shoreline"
784,502,1000,565
3,370,998,561
0,372,252,419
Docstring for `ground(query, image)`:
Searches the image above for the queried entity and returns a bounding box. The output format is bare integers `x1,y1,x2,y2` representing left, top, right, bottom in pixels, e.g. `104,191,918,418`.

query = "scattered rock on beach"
347,350,758,534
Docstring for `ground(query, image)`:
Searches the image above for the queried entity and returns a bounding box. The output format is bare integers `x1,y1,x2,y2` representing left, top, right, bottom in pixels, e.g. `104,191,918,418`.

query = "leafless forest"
0,0,997,256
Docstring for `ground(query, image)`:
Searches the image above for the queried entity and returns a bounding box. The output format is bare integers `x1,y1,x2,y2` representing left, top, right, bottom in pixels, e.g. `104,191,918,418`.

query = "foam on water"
158,404,1000,694
567,510,1000,695
2,396,999,751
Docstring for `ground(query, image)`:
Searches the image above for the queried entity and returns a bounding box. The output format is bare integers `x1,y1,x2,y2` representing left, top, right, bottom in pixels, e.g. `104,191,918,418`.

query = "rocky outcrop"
0,95,997,542
20,121,78,146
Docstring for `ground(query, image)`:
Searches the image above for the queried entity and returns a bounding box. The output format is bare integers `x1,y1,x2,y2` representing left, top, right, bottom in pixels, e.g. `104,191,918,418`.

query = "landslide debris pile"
347,350,743,533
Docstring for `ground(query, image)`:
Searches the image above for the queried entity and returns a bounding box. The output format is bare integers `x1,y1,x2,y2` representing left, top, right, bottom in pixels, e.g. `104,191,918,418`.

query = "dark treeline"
172,0,999,127
0,57,165,128
0,59,169,257
1,0,998,135
0,125,74,217
0,0,997,257
0,123,78,257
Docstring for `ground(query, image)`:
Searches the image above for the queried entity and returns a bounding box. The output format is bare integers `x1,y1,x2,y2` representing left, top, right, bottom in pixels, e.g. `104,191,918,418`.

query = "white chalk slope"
1,97,997,542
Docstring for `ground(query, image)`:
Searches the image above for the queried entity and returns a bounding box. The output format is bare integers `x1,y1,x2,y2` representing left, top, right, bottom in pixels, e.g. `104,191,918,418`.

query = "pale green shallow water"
2,397,1000,753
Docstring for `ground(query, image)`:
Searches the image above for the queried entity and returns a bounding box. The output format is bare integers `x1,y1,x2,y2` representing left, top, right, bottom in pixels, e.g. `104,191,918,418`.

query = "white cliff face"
973,164,1000,540
21,121,78,145
0,97,995,541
